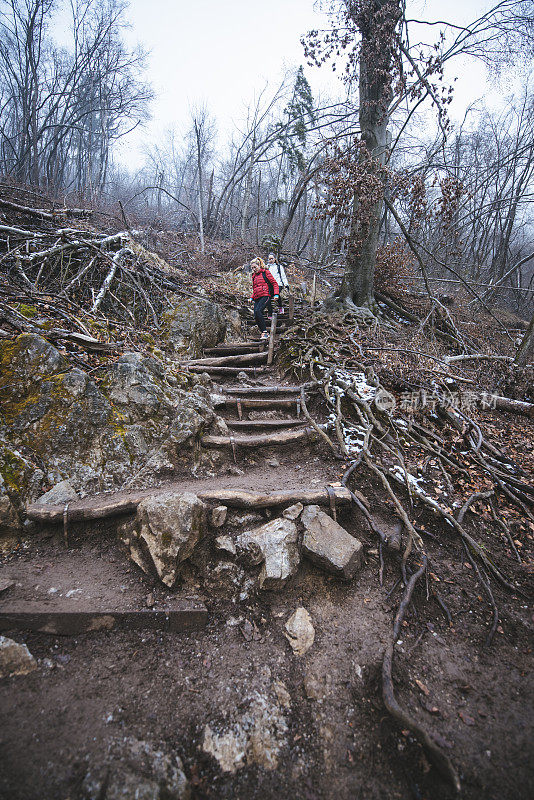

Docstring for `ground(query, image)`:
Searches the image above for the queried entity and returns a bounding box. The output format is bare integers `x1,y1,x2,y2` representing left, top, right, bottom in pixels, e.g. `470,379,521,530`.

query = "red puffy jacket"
251,269,279,299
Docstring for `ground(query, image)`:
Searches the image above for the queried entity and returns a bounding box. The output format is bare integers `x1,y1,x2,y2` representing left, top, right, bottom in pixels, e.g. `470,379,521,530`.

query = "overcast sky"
115,0,497,167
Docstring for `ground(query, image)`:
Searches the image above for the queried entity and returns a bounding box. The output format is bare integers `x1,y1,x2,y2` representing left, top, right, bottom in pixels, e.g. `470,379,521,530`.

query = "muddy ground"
0,447,533,800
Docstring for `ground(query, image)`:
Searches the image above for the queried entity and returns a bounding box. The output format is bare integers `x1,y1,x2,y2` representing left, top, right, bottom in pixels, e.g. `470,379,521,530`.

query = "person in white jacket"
266,253,289,313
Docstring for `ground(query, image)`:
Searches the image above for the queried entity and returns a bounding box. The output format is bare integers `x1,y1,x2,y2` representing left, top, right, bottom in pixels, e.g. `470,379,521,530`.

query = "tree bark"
338,0,401,309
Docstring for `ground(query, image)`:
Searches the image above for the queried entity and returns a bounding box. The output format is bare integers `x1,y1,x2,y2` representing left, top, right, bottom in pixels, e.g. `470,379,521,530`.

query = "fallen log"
490,394,533,418
26,485,350,523
0,196,93,220
201,427,316,447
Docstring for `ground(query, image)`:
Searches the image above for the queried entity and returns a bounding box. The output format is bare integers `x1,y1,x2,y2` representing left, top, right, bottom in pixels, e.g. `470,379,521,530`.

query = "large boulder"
301,505,363,579
237,518,300,590
129,492,207,587
161,297,227,358
0,335,216,502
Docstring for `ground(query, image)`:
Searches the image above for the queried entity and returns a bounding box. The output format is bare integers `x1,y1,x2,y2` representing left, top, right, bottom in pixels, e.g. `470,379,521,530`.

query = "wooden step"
184,351,268,368
203,342,266,356
226,419,304,429
215,397,298,410
26,486,353,524
224,383,316,396
0,600,208,635
202,427,315,448
186,366,268,376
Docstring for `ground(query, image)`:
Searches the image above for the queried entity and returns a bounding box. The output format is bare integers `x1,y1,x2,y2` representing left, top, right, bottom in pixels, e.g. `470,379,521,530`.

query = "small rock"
303,670,332,701
266,458,280,468
301,505,363,579
0,635,37,677
229,511,264,527
284,607,315,656
282,502,303,521
146,592,154,608
215,535,236,556
237,518,300,590
273,680,292,709
227,465,245,476
202,725,247,774
34,480,78,506
211,505,228,527
0,577,15,594
106,770,160,800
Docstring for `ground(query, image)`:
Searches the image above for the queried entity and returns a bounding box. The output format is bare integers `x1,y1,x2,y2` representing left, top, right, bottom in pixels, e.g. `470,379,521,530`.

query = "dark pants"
254,296,269,332
267,290,283,316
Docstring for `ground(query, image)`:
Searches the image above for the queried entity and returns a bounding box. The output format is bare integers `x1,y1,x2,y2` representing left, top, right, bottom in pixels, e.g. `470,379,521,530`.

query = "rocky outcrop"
237,518,300,590
0,335,217,521
125,492,207,587
301,505,363,580
161,297,226,358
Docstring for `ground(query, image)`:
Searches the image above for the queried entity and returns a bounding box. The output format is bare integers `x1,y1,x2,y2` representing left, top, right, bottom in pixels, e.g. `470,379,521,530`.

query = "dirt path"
0,328,533,799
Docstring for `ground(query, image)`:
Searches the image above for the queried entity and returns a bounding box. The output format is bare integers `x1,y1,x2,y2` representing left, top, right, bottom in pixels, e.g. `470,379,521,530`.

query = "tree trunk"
337,0,401,310
514,311,534,366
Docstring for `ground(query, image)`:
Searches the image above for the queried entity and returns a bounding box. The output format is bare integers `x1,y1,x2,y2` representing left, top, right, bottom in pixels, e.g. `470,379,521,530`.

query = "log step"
26,485,352,523
202,427,315,448
224,384,315,395
0,600,208,635
215,397,299,409
203,343,266,355
186,366,268,376
197,487,352,508
226,419,304,429
184,351,268,367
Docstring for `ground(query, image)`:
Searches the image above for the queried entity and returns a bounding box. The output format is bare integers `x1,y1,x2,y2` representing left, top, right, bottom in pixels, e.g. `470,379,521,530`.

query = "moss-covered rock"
160,297,226,358
0,335,216,505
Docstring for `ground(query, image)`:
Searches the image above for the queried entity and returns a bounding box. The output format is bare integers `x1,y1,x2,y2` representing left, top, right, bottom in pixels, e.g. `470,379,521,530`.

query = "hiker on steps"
250,257,279,340
266,252,289,314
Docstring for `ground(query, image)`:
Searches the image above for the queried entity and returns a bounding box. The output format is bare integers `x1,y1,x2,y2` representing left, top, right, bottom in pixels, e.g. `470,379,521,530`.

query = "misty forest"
0,2,533,799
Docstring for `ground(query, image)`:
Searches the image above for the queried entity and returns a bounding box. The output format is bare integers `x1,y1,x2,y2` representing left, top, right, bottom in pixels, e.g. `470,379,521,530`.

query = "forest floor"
0,186,533,799
0,445,532,800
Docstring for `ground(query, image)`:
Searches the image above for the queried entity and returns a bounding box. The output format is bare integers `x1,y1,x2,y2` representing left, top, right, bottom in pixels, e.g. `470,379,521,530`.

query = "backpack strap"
261,270,275,296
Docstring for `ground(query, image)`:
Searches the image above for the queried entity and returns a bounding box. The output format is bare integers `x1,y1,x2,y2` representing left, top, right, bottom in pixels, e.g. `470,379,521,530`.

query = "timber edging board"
0,602,208,635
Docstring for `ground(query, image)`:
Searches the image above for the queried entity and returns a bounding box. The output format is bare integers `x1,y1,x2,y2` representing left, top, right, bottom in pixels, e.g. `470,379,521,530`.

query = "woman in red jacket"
250,257,279,339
